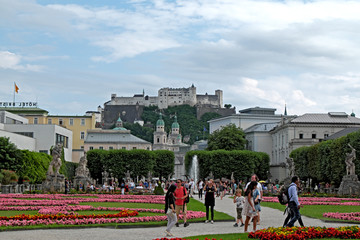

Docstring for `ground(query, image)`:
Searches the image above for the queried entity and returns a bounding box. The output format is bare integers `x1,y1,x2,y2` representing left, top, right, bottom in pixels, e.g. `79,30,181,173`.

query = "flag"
203,126,207,132
15,83,19,93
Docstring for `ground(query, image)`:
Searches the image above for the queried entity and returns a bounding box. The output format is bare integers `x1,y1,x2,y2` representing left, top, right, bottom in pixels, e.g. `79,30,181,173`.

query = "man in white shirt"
189,179,195,197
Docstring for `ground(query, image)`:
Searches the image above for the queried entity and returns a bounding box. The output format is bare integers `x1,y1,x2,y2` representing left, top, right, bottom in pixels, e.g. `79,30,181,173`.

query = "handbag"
166,208,174,216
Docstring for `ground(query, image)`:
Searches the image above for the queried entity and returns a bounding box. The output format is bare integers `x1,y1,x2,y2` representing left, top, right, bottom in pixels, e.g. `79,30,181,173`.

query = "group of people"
164,174,304,236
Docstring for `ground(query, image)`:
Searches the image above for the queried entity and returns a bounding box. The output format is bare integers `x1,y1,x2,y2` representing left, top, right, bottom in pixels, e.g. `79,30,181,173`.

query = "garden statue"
125,170,132,181
286,157,295,177
345,144,356,175
231,172,234,181
75,152,90,178
47,144,62,180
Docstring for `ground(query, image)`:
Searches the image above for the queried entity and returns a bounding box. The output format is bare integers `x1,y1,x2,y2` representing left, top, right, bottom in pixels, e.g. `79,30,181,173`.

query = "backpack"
277,185,290,205
183,187,190,204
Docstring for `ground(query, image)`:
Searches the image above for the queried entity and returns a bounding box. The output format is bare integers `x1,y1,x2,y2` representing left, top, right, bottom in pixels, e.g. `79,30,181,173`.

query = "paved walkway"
1,195,358,240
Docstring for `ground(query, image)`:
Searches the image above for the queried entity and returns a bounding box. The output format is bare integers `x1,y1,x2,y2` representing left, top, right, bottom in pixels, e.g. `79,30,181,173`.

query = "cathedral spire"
284,104,288,116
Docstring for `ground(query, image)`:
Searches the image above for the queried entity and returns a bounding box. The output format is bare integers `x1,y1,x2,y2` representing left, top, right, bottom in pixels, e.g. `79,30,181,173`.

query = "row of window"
32,117,86,126
298,133,329,139
55,133,69,148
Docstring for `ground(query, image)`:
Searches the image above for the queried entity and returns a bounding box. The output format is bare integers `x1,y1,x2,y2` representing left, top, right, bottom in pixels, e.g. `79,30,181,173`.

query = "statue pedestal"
337,175,360,195
42,174,65,193
73,176,92,190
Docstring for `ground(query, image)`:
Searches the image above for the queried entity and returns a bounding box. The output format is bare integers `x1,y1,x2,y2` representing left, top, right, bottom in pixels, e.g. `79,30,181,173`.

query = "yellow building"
4,107,98,163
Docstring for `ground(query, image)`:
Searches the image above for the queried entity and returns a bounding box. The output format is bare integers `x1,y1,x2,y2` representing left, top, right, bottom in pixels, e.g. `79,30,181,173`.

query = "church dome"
156,113,165,126
172,116,179,129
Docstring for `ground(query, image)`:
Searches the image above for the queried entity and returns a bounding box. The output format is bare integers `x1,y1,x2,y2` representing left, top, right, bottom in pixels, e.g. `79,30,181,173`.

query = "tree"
224,104,232,109
206,124,246,151
0,137,23,172
153,150,175,180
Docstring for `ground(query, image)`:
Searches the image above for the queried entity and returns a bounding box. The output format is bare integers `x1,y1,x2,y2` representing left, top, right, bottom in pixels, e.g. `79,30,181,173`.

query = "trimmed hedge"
185,150,270,181
290,130,360,186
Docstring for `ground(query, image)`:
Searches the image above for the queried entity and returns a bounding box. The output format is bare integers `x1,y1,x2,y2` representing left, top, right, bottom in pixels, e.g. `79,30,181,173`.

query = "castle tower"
153,113,167,149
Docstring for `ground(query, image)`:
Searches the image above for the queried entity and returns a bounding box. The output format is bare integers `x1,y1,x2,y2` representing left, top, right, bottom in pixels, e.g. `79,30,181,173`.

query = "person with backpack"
204,179,217,223
284,176,302,227
174,179,189,227
283,183,304,227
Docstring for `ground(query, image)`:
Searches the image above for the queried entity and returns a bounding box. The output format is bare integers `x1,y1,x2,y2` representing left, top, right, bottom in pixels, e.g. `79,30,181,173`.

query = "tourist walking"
174,179,189,227
233,188,245,227
164,184,177,237
198,179,204,200
285,176,302,227
242,181,258,232
204,179,217,223
245,174,263,225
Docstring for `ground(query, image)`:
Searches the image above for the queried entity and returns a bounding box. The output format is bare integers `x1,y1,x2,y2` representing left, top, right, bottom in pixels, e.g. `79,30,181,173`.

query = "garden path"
1,194,358,240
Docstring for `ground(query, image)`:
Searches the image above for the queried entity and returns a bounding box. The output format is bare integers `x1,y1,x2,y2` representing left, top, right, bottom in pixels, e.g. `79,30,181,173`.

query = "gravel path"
1,195,358,240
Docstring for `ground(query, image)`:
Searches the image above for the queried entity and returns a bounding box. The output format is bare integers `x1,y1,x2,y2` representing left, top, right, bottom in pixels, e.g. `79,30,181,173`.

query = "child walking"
233,188,245,227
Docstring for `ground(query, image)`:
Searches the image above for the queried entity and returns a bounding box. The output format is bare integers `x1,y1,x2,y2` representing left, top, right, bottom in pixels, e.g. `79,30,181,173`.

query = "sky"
1,0,360,116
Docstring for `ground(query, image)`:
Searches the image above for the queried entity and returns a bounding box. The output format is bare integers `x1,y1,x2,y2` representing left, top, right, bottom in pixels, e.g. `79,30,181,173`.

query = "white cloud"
0,51,43,72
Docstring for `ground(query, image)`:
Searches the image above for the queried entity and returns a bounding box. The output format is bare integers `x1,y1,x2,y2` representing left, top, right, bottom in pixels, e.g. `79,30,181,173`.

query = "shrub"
1,169,18,185
153,184,165,195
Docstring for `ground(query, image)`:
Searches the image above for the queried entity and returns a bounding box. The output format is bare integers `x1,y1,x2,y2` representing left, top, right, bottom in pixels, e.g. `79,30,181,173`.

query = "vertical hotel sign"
0,102,38,107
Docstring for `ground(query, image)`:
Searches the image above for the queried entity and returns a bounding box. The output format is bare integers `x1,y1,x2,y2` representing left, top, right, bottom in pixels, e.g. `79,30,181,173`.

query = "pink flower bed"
0,194,206,228
262,196,360,206
323,212,360,222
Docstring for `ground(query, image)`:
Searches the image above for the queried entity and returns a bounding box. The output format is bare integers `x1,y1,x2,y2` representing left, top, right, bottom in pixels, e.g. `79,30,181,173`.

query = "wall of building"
0,124,36,151
84,142,151,151
4,124,73,162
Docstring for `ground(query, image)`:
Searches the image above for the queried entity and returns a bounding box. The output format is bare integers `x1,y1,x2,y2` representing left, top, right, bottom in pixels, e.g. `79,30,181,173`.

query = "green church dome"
172,116,179,129
156,113,165,126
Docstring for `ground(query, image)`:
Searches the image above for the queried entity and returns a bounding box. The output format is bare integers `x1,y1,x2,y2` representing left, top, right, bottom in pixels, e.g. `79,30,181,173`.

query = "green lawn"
182,233,344,240
261,202,360,223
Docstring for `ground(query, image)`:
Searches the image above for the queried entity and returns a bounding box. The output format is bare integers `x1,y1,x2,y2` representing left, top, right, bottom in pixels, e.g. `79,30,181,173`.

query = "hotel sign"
0,102,38,108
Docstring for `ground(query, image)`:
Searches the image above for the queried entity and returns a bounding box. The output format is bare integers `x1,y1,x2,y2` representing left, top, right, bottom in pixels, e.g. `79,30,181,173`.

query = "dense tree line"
87,149,174,183
129,105,221,145
185,150,270,181
290,130,360,186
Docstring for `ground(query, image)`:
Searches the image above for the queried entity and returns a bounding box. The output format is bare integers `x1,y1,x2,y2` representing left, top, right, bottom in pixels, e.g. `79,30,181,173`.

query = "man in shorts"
174,179,189,227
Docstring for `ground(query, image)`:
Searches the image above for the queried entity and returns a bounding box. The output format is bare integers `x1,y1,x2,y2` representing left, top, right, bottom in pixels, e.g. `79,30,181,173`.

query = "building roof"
156,113,165,126
244,122,279,133
0,107,49,115
239,107,276,115
172,116,179,129
290,113,360,124
85,130,150,144
325,127,360,140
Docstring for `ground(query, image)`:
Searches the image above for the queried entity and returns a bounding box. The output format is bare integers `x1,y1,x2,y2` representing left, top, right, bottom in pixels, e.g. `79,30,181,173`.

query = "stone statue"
286,157,295,177
147,171,152,183
47,144,62,179
208,171,214,180
231,172,234,180
125,170,131,181
75,152,90,178
345,144,356,175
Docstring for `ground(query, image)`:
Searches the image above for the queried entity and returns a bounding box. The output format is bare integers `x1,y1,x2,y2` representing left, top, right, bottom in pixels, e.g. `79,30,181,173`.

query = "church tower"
168,115,182,145
153,113,167,150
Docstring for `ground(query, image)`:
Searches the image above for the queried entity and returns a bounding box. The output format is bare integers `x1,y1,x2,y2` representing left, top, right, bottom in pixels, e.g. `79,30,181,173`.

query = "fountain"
189,155,199,185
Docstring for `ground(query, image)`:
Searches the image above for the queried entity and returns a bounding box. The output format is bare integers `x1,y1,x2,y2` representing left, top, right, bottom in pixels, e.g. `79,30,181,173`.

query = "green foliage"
0,137,23,173
141,105,220,144
290,130,360,186
1,169,18,185
153,184,165,195
87,149,158,182
87,149,107,183
206,124,246,151
153,150,175,180
19,150,51,183
65,162,78,181
185,150,270,181
123,122,154,143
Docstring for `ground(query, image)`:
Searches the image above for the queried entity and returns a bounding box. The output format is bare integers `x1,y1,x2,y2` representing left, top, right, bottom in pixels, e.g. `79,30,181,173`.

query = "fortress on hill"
103,85,235,127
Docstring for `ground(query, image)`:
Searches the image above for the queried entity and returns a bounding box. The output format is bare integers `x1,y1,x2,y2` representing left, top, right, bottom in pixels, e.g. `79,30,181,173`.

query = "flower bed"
248,226,360,240
323,212,360,222
262,196,360,206
0,194,206,228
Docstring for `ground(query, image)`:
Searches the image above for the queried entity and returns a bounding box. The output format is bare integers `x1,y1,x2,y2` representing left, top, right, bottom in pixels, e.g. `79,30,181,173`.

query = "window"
312,134,316,139
122,147,126,149
39,150,48,154
99,146,103,150
299,133,303,139
48,118,52,124
133,147,137,149
56,133,68,148
80,131,85,140
34,117,38,124
147,147,150,150
324,134,329,138
81,118,85,126
80,146,84,149
157,137,160,143
109,146,113,150
59,119,63,125
15,132,34,138
89,146,94,150
69,118,74,126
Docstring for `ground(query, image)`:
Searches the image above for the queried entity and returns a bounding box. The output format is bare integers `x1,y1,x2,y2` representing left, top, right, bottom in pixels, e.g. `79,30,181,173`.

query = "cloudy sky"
1,0,360,116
